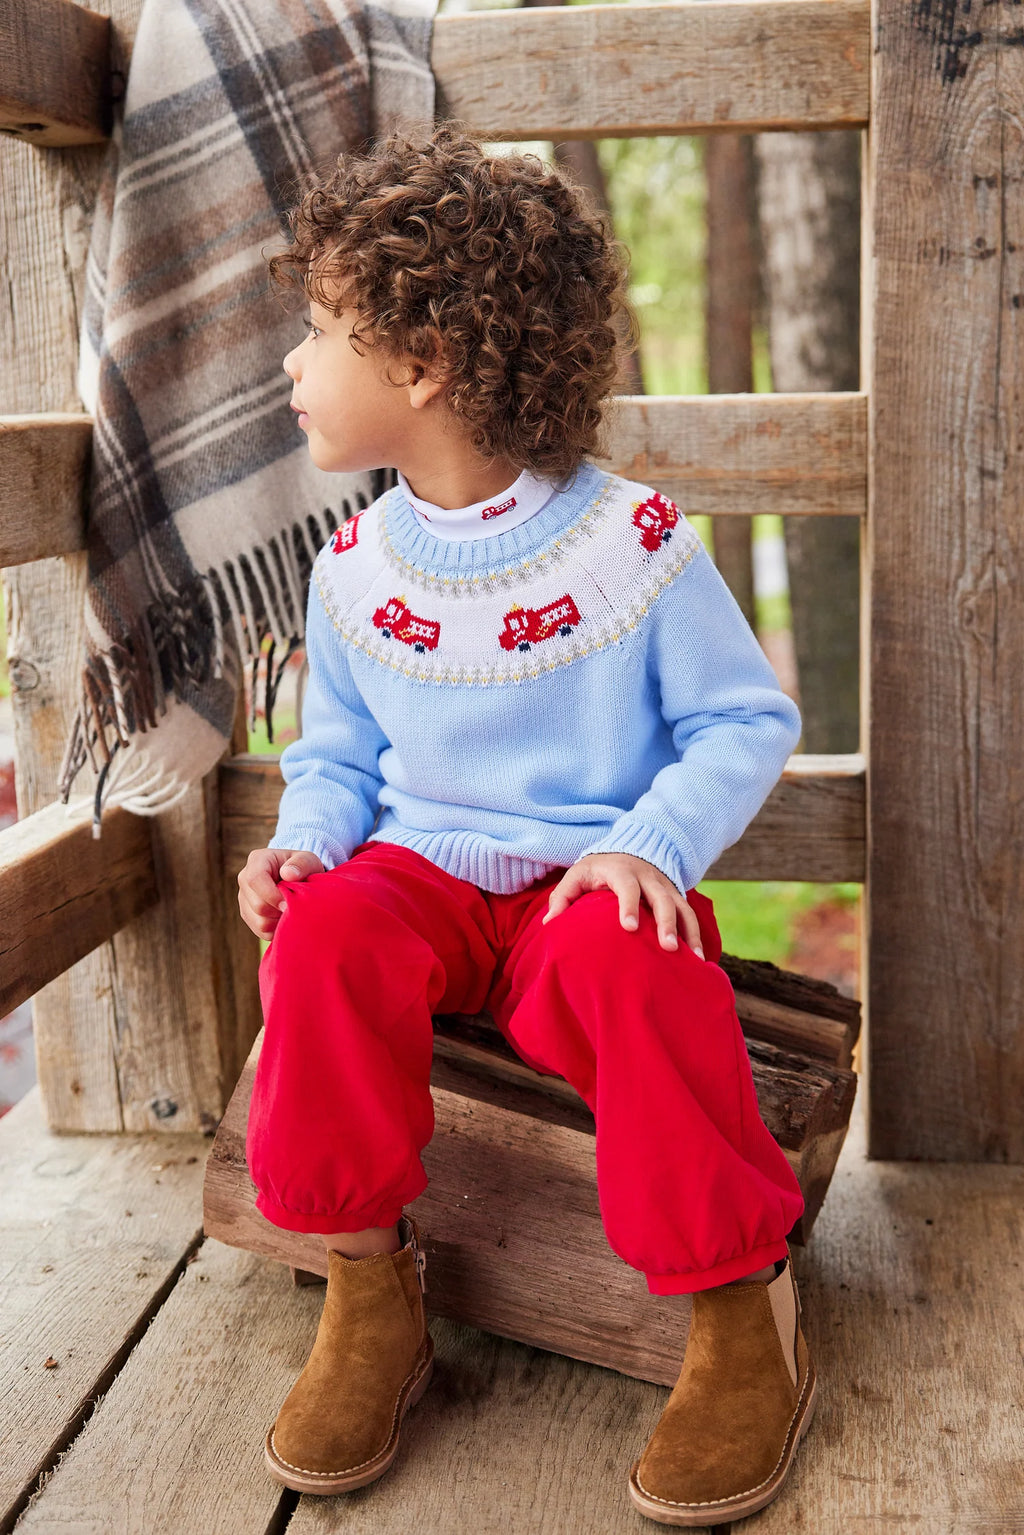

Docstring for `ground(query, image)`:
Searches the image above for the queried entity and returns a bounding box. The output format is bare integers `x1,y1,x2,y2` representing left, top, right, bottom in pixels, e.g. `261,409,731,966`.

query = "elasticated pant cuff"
645,1237,791,1295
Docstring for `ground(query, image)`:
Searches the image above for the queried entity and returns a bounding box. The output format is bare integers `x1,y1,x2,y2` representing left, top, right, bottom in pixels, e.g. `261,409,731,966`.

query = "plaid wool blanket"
61,0,436,825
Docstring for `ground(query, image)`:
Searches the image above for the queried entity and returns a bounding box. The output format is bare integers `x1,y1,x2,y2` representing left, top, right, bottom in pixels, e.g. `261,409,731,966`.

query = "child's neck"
397,446,520,512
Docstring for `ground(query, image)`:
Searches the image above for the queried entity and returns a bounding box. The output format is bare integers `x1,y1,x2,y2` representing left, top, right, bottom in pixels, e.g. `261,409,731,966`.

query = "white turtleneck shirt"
396,467,557,540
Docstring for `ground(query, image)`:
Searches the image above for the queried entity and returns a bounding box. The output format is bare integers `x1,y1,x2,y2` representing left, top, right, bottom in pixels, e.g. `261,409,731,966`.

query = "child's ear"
407,357,449,410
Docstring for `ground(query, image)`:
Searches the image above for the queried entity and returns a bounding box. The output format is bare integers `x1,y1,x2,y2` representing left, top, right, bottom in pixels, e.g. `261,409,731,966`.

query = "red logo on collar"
481,496,517,520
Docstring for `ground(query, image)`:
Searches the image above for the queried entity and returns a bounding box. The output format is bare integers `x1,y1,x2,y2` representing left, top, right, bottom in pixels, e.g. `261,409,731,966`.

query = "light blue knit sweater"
269,460,802,895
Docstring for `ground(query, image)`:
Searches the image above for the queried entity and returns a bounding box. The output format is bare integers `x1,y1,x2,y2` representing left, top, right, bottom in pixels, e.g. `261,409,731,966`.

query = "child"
238,124,815,1525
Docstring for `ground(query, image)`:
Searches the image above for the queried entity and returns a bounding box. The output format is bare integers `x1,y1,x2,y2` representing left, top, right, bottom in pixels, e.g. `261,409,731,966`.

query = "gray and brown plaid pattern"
61,0,435,821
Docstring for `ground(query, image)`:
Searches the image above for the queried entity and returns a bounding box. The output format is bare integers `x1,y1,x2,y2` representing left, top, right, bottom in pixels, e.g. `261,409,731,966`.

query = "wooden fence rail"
1,0,870,148
219,751,867,885
0,0,111,147
0,800,157,1017
0,415,90,565
0,393,866,566
433,0,870,140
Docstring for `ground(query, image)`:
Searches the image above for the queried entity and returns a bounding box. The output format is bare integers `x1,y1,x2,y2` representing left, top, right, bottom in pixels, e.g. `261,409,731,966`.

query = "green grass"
248,710,297,757
698,881,862,965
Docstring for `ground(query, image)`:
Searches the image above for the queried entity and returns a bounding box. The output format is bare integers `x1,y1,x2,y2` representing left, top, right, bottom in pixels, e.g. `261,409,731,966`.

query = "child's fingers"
278,851,324,881
612,874,643,932
238,889,280,940
642,881,704,958
239,849,284,908
645,882,683,950
237,881,281,926
674,895,705,959
542,868,584,921
244,866,285,911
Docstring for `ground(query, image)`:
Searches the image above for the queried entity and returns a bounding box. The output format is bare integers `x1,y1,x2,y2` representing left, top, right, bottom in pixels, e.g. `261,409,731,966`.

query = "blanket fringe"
58,494,371,818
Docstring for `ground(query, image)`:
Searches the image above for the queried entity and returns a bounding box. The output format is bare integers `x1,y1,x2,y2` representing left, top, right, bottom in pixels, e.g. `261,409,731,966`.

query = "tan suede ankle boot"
628,1252,817,1526
264,1212,434,1494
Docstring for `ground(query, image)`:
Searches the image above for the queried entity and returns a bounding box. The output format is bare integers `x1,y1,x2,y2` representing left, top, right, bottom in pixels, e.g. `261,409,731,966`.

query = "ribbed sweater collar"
381,459,607,575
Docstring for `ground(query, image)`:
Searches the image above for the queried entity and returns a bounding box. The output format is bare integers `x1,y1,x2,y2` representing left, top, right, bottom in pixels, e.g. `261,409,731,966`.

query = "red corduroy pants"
246,840,804,1294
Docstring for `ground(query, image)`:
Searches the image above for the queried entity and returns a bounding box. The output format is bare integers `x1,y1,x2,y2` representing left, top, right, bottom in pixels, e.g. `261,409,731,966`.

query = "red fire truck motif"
632,492,680,553
331,513,362,553
481,495,517,521
498,594,582,652
372,595,441,653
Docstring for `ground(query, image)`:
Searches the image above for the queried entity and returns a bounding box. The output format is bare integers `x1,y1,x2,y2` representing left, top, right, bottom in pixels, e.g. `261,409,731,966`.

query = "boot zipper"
413,1244,427,1295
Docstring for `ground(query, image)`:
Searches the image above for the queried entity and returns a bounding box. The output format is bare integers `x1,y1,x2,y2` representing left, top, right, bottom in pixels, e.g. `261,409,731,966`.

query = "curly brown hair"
266,124,635,479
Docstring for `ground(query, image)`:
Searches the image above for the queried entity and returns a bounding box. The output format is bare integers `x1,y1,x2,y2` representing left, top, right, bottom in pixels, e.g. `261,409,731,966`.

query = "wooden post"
864,0,1024,1157
705,131,757,629
0,0,261,1133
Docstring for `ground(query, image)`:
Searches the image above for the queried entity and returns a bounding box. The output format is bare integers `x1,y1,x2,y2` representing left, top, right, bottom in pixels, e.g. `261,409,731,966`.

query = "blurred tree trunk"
704,132,757,627
522,0,643,394
753,131,861,752
551,140,645,394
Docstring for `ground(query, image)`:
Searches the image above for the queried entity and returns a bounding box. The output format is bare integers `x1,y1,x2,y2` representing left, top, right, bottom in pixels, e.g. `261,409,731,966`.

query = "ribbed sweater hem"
365,830,562,894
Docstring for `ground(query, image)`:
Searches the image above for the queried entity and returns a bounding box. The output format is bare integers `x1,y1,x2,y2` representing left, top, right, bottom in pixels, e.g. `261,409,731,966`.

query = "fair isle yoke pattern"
314,470,701,686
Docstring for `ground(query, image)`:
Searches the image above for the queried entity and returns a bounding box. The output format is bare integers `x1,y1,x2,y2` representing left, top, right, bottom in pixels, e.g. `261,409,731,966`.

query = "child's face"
282,294,430,475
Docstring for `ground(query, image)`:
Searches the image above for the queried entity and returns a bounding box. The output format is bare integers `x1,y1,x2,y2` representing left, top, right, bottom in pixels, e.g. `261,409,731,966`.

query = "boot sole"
264,1336,435,1495
627,1364,818,1527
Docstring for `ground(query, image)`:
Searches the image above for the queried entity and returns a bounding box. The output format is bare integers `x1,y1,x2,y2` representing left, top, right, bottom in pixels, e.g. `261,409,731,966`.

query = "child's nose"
283,347,300,380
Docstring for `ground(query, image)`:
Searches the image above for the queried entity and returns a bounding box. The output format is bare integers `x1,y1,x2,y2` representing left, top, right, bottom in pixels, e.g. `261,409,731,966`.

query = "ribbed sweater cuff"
267,827,347,871
585,819,700,895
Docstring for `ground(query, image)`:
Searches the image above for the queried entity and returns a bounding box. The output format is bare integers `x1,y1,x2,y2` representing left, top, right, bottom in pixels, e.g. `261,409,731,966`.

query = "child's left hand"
541,852,704,958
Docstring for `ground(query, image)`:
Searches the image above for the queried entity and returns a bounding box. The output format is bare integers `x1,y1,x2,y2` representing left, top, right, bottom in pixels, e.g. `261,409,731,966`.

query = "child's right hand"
237,848,325,939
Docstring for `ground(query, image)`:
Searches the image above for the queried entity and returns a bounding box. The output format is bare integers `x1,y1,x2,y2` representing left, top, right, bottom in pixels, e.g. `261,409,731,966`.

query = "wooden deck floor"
1,1083,1021,1535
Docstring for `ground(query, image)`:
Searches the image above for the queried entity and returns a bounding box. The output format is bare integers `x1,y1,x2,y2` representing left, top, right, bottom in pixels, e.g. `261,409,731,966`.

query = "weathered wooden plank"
428,1014,856,1244
0,1086,209,1534
0,395,866,573
8,1087,1022,1533
2,2,145,1135
865,0,1024,1157
10,1236,305,1534
0,800,157,1017
220,751,866,885
0,414,89,566
0,0,111,147
216,693,264,1100
1,0,871,152
752,1103,1024,1531
707,751,865,881
432,0,870,140
2,32,259,1133
719,952,861,1068
601,392,867,516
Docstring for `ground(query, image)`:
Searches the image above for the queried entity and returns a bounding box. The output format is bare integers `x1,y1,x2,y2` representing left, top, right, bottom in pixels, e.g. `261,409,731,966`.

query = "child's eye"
301,316,321,341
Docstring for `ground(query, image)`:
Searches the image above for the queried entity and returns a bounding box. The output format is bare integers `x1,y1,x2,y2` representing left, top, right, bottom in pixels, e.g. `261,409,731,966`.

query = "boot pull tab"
413,1244,427,1296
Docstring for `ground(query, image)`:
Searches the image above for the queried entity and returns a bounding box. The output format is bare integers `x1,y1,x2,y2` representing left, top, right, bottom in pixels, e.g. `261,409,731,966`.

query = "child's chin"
309,442,377,476
319,450,390,476
308,445,350,473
